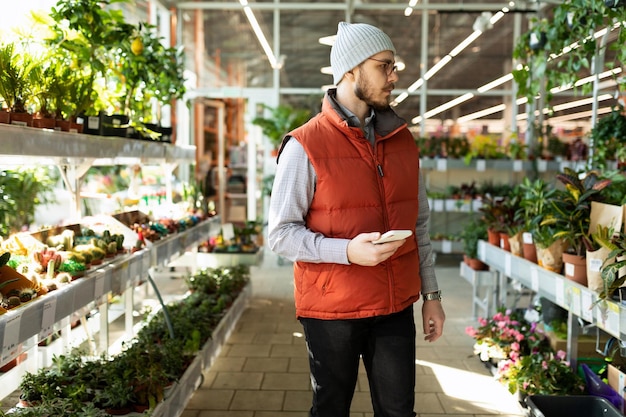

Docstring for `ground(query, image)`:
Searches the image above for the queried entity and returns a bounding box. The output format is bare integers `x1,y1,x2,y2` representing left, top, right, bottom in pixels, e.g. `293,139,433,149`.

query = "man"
268,21,445,417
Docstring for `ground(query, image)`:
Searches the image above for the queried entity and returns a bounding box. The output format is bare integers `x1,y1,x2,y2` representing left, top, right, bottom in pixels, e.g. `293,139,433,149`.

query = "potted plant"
252,103,312,153
458,217,489,270
516,177,556,264
540,168,612,282
0,42,39,126
594,231,626,303
589,106,626,170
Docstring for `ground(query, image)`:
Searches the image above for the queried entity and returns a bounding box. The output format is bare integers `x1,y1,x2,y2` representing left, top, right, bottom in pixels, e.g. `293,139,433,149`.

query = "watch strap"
422,290,442,301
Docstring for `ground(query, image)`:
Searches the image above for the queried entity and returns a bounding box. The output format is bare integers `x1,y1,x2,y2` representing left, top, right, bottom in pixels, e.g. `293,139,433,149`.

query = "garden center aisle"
181,252,526,417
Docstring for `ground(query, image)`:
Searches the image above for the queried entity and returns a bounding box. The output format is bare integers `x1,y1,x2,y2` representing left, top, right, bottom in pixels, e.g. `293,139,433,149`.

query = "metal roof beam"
176,2,515,12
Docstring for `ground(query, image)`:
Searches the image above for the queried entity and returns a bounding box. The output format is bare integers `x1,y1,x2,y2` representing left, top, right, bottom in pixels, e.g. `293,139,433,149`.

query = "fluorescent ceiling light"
404,7,413,16
240,0,280,69
457,104,506,123
477,73,513,93
551,94,612,112
548,106,613,123
412,93,474,123
449,31,481,57
424,55,452,80
319,35,335,46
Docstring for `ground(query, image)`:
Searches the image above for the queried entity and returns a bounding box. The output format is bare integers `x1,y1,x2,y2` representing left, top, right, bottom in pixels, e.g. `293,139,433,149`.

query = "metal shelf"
477,240,626,363
0,123,195,165
0,217,219,362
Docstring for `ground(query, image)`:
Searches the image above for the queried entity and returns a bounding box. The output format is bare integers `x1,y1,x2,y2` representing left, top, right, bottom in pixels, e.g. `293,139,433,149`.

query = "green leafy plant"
458,217,487,259
542,167,612,256
597,231,626,301
589,106,626,169
252,104,312,149
0,43,41,113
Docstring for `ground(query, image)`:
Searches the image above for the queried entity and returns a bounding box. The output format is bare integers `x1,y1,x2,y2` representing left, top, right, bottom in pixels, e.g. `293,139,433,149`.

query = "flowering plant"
466,308,586,397
465,308,547,362
498,349,586,396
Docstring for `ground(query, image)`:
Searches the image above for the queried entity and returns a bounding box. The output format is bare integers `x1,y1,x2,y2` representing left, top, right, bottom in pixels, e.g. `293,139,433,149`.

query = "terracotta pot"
55,119,84,133
487,228,500,246
9,111,33,127
563,252,587,286
508,231,524,257
500,232,511,252
522,232,537,263
464,254,489,271
33,116,56,129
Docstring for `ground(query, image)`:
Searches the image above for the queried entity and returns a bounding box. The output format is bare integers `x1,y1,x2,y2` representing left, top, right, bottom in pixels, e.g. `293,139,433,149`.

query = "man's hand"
347,232,407,266
422,301,445,342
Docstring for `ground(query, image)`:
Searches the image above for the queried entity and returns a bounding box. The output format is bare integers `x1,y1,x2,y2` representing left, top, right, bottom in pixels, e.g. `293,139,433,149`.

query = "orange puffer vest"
287,96,421,319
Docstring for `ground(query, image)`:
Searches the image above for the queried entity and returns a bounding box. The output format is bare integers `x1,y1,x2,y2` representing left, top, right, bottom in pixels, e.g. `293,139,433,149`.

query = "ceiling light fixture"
239,0,281,69
392,8,507,106
457,104,507,123
477,73,513,93
547,106,613,123
412,93,474,123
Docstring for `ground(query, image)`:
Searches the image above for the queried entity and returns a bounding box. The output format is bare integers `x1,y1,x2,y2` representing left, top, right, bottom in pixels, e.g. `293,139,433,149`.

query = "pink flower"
556,350,566,360
465,326,477,337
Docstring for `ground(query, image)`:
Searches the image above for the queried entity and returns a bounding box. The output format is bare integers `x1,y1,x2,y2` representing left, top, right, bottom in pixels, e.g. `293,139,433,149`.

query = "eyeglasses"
368,58,398,76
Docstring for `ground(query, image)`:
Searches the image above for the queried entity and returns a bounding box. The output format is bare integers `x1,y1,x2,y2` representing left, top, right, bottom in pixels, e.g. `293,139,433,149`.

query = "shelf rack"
477,239,625,369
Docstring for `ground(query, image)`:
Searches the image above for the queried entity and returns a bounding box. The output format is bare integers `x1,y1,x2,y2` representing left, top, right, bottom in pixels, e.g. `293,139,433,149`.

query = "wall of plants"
0,0,186,141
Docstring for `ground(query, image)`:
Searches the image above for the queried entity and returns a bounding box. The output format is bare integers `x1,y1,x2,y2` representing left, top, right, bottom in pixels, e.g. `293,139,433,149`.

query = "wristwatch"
422,290,442,301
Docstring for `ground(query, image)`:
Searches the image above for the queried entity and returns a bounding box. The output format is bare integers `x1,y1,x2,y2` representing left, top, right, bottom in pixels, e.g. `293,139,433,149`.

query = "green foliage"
512,0,626,109
14,265,250,414
458,217,488,259
0,43,41,112
598,231,626,301
252,104,312,149
541,168,612,255
590,106,626,169
0,167,57,236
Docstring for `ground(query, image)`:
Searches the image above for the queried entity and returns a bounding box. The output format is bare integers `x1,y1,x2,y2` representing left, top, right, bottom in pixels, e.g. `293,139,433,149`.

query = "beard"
354,71,393,111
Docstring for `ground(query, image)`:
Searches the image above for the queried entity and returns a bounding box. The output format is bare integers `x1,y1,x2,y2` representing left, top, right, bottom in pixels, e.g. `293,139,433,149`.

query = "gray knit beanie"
330,21,396,85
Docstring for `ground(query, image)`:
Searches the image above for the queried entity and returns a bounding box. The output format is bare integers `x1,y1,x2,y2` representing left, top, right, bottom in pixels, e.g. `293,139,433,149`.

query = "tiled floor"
180,251,527,417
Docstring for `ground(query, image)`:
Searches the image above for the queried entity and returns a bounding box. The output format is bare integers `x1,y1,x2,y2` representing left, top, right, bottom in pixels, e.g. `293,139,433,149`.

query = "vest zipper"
377,164,384,177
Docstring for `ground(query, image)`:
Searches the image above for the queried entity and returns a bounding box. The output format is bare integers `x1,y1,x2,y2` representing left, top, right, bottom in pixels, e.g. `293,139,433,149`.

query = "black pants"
299,306,417,417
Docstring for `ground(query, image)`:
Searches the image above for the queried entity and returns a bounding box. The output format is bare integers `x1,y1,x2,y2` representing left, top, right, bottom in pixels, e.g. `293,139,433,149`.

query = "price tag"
478,241,486,260
581,291,594,322
94,274,106,303
39,299,57,340
555,279,565,305
118,260,131,289
569,287,582,316
522,232,533,244
505,254,512,277
436,159,447,171
530,267,539,292
1,311,22,364
588,258,603,272
513,160,523,172
606,302,620,335
476,159,486,172
537,159,547,172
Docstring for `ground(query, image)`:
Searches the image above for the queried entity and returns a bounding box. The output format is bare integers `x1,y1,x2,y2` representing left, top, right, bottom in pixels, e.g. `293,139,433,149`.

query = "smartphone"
372,230,413,245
